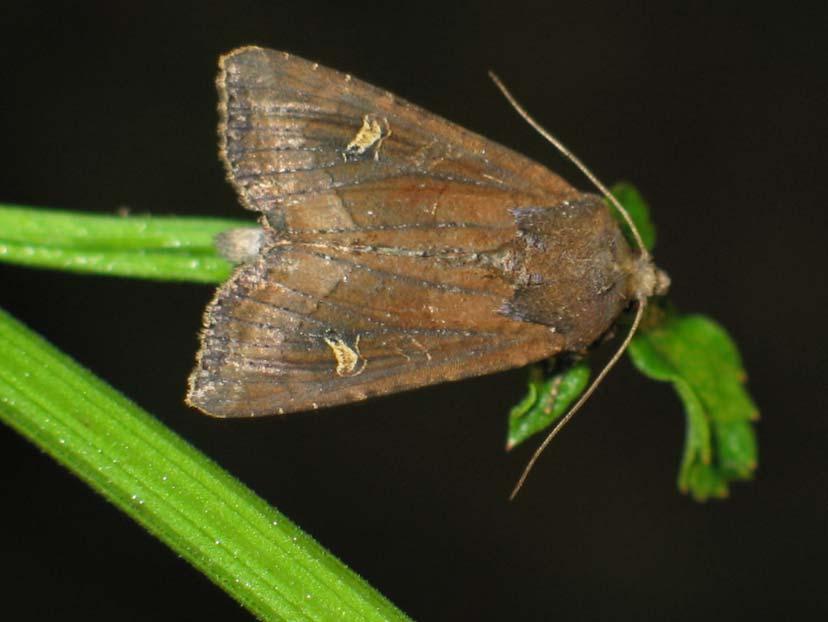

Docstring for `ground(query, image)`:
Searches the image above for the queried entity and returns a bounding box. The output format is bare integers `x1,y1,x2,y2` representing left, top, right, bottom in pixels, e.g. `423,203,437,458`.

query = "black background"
1,2,826,620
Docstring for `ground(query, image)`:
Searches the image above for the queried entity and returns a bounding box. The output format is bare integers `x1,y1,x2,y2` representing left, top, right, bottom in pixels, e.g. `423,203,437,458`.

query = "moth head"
630,256,671,301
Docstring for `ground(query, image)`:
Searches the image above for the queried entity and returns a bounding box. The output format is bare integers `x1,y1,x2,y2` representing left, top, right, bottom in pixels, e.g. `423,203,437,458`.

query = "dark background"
1,2,826,620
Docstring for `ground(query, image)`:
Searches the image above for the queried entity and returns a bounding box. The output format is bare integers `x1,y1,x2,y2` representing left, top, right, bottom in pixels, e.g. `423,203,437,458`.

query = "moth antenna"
488,71,649,259
509,299,647,500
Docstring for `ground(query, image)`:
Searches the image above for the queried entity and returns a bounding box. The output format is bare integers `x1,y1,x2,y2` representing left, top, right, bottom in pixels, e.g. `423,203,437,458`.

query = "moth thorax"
630,256,671,300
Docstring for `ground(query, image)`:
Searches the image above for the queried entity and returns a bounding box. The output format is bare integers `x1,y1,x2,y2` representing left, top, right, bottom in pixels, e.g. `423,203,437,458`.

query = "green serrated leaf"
507,361,590,450
715,419,758,478
608,182,657,251
685,462,729,501
628,313,759,500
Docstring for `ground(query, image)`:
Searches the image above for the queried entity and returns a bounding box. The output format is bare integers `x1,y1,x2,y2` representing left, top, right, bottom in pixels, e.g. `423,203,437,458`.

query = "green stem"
0,307,410,622
0,203,248,283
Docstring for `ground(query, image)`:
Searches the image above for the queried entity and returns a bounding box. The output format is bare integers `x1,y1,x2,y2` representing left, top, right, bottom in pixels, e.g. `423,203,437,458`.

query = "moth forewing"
187,47,647,418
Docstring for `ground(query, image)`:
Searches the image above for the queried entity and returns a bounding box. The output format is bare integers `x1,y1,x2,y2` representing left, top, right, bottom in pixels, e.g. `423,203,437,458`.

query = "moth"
187,46,669,430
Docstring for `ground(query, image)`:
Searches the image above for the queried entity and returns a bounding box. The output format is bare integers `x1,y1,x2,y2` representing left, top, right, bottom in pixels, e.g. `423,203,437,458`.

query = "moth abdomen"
215,227,266,264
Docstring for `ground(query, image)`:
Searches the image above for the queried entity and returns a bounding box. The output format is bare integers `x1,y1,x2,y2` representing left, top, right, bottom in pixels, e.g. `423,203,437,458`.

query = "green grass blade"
0,203,249,283
0,307,411,622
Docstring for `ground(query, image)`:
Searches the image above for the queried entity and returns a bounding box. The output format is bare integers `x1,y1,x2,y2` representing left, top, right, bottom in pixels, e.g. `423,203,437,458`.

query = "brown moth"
187,46,669,422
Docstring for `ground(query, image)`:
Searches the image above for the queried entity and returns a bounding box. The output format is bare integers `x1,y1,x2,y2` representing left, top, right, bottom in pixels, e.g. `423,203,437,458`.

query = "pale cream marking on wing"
482,172,506,185
409,337,433,361
392,345,411,361
323,334,367,377
346,114,391,161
